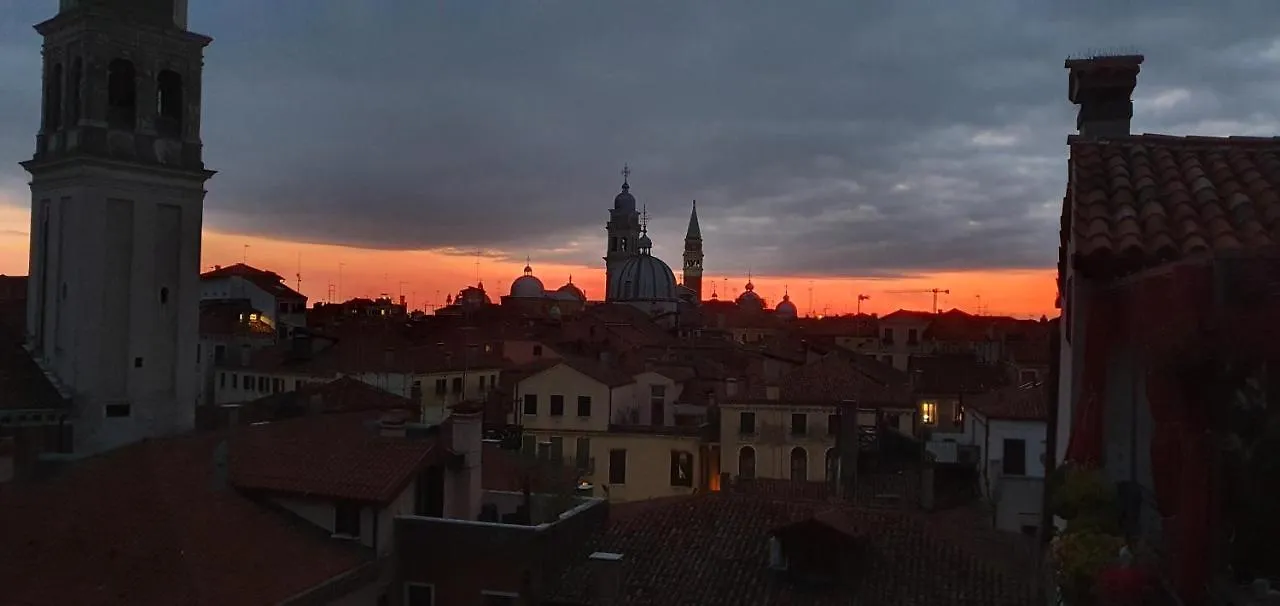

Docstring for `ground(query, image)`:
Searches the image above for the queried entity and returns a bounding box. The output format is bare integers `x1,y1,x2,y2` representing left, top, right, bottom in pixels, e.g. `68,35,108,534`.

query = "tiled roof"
880,309,936,323
545,492,1038,606
201,262,307,301
909,354,1008,395
236,376,417,417
0,432,372,605
776,353,912,406
515,355,636,388
922,309,995,342
966,383,1048,422
1068,134,1280,275
229,412,439,503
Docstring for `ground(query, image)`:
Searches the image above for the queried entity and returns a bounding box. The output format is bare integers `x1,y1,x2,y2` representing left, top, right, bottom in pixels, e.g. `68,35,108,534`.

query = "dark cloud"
2,0,1279,276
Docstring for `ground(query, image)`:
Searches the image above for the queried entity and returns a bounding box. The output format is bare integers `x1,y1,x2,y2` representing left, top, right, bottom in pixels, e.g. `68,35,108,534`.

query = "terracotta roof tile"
1068,135,1280,274
966,383,1048,422
776,353,912,406
0,432,371,605
908,354,1008,395
545,492,1037,606
228,413,438,503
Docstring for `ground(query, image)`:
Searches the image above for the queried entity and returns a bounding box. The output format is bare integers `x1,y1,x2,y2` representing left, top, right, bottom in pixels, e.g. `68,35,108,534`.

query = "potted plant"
1048,465,1125,604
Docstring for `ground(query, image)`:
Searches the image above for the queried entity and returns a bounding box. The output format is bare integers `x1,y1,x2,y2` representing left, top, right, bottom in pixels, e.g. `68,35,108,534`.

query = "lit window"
920,401,937,425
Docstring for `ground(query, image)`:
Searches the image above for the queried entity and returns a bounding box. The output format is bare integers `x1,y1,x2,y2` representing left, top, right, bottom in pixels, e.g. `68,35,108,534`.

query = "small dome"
609,254,678,302
510,275,545,298
775,293,798,319
736,279,764,310
554,280,586,301
510,260,545,298
614,182,636,213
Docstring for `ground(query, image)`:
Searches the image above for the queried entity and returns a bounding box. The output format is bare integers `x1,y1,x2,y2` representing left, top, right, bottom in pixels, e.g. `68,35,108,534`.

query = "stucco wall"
720,403,840,483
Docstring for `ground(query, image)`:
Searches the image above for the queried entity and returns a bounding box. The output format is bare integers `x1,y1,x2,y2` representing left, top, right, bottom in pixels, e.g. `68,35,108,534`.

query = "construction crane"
886,288,951,314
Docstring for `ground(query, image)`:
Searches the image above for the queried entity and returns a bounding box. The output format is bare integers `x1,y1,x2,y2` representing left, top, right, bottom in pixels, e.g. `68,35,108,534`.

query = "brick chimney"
1065,54,1144,139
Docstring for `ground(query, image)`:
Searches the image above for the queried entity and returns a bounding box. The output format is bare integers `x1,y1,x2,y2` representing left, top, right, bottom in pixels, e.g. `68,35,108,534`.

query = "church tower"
603,165,641,301
682,200,703,300
22,0,215,455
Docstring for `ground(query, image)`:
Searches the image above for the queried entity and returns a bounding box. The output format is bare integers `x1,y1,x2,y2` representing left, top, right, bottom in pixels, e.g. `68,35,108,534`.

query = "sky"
2,1,1279,317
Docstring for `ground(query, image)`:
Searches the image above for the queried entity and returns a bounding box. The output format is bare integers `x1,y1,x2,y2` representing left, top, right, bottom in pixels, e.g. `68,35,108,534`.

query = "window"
825,448,839,484
334,501,360,538
523,394,538,415
549,436,564,463
231,373,238,388
608,449,627,484
920,401,937,425
575,437,591,470
550,394,564,416
670,450,693,487
790,413,807,436
155,69,183,137
738,411,756,435
46,62,63,131
105,403,131,418
532,345,543,357
434,379,447,395
134,357,143,368
576,395,592,417
219,372,225,388
882,328,893,343
295,379,303,390
106,58,137,129
789,447,808,481
214,344,226,363
451,377,462,393
650,385,666,425
907,328,919,344
1002,439,1027,476
404,583,434,606
69,57,81,124
482,592,519,606
827,413,839,437
521,434,535,456
479,375,486,390
738,446,756,479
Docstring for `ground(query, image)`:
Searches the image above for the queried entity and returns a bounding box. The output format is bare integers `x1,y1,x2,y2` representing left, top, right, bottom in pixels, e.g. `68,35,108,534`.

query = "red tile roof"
966,383,1049,422
219,376,419,422
908,354,1008,395
775,353,912,406
201,262,307,301
0,432,372,605
229,413,439,503
545,492,1037,606
1067,135,1280,276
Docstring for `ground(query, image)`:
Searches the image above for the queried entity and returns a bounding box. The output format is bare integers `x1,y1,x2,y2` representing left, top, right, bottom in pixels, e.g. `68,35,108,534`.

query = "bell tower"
604,165,641,301
22,0,215,455
682,200,703,301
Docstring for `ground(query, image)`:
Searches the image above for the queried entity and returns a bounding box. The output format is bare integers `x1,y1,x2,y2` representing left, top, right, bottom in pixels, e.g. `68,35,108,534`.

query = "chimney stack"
589,552,625,605
450,404,484,520
378,410,409,438
1065,54,1144,139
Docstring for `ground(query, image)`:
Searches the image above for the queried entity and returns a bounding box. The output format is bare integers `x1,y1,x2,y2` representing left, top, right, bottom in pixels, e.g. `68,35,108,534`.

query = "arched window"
69,58,82,124
46,63,64,131
156,69,183,137
790,446,808,481
825,448,839,484
107,58,137,130
738,446,755,480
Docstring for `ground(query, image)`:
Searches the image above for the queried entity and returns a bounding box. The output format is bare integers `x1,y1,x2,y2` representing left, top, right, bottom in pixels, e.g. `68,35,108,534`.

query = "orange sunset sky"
0,194,1057,319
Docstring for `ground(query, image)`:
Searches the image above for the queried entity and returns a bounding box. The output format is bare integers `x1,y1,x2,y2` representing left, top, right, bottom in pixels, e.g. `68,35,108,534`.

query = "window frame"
920,401,937,425
790,413,807,437
576,395,592,417
523,393,538,415
1002,438,1027,476
608,448,627,484
549,394,565,417
738,411,756,435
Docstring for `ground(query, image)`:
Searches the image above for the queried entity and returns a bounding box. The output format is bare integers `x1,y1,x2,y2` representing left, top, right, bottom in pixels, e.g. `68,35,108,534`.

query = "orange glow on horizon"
0,203,1056,318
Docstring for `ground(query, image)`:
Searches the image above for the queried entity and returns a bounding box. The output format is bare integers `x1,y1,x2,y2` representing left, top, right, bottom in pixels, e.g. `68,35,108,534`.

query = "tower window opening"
156,70,183,137
46,63,64,131
159,287,170,304
69,58,82,124
107,59,137,130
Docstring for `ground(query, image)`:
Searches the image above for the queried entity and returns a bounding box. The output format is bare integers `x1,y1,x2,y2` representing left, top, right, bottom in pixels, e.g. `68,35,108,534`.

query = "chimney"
451,405,484,520
1065,54,1144,139
379,410,409,438
588,552,625,605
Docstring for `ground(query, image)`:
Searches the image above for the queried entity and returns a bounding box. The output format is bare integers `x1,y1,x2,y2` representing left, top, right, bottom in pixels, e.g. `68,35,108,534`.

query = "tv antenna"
295,252,303,293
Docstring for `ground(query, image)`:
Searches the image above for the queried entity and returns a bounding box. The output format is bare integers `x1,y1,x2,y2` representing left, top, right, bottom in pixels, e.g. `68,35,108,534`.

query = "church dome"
736,279,765,310
554,279,586,301
775,292,798,319
609,254,678,302
509,261,545,298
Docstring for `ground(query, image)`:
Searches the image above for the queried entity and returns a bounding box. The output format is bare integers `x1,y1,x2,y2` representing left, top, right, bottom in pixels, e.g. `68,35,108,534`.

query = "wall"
503,340,559,366
719,403,840,483
971,411,1048,534
212,367,328,404
613,371,683,426
419,367,502,423
514,364,614,433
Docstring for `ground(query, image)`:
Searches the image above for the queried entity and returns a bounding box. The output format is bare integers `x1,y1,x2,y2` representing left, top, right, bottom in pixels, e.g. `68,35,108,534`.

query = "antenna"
242,244,249,264
295,252,302,294
474,251,482,284
808,281,815,318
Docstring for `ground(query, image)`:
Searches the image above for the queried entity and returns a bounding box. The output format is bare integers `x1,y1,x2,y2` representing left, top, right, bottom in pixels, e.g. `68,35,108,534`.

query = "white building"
22,0,213,454
200,263,307,338
966,383,1049,536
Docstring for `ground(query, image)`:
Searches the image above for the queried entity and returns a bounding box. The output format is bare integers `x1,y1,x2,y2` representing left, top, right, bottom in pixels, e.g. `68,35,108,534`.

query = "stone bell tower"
22,0,214,455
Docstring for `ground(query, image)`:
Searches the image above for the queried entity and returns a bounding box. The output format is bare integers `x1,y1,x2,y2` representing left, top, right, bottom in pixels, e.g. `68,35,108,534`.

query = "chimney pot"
1065,54,1144,139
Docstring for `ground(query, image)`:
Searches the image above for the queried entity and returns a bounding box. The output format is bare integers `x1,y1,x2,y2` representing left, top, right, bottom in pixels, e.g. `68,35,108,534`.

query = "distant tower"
22,0,215,455
604,165,641,301
682,200,703,300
